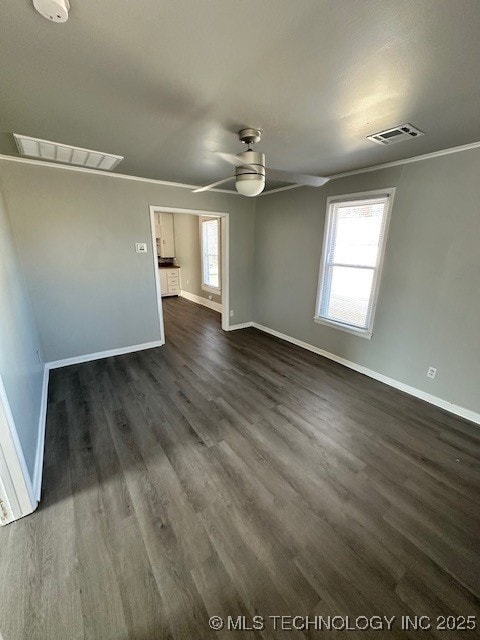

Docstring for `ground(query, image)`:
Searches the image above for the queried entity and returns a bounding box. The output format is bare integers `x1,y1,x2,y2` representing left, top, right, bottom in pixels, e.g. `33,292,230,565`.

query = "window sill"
313,316,372,340
201,284,221,295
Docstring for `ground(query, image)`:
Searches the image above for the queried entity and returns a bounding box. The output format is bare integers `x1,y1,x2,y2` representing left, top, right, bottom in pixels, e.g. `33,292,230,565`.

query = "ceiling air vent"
13,134,123,170
367,124,424,145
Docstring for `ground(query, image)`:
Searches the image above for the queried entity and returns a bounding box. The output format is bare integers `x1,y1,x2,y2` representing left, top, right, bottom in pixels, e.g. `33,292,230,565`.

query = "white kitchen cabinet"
156,212,175,258
159,268,180,297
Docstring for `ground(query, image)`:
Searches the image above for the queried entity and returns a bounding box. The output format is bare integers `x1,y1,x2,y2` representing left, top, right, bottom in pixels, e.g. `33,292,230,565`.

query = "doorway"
149,206,230,343
0,374,37,525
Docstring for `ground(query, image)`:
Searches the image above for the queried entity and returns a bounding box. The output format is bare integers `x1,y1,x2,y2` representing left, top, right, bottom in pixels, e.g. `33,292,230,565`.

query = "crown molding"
260,139,480,196
328,139,480,179
0,153,240,196
3,137,480,199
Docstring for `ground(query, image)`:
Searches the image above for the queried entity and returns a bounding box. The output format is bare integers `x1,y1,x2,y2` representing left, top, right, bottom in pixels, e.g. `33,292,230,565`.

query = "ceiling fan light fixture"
235,149,265,196
235,174,265,197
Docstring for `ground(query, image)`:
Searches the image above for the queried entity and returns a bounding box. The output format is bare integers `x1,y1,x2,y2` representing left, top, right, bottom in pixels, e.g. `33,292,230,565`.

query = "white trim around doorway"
0,374,37,524
149,206,230,336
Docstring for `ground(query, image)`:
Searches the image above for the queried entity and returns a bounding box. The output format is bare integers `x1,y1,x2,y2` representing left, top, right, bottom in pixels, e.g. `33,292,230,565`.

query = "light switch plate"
135,243,147,253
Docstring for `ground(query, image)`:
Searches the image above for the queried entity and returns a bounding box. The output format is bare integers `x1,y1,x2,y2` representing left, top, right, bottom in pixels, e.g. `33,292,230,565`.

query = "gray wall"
254,148,480,414
2,147,479,421
0,162,255,362
173,213,222,306
0,184,44,480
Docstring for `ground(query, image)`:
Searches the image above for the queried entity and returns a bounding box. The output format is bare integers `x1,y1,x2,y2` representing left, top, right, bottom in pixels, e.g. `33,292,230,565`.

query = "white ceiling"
1,0,480,189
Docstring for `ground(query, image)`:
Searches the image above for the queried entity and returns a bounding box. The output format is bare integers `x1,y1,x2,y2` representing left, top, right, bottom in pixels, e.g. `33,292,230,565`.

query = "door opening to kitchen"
149,206,229,343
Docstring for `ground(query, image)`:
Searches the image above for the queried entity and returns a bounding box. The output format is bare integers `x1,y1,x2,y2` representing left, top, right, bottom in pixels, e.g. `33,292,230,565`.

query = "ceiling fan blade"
215,151,256,169
192,176,234,193
267,168,330,187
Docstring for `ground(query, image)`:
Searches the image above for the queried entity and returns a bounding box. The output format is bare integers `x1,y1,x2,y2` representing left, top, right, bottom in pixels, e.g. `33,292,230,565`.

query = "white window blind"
315,192,393,337
200,217,221,291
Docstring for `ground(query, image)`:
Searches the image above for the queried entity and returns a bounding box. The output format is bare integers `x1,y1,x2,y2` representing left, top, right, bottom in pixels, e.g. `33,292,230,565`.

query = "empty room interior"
1,1,480,638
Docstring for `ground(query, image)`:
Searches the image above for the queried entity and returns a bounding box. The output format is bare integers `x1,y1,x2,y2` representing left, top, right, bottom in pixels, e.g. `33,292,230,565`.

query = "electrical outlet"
135,242,147,253
426,366,437,379
229,310,234,317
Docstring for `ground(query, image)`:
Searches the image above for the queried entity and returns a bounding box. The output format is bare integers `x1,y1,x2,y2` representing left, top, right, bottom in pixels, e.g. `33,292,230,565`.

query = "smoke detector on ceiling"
33,0,70,23
367,124,424,145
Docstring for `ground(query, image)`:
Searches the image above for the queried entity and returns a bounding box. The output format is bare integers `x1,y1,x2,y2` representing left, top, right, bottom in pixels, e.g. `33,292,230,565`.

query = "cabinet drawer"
166,269,178,277
167,284,180,293
167,274,179,282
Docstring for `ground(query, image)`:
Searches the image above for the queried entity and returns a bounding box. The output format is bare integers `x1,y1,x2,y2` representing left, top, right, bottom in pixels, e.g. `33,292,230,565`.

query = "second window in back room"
200,216,221,294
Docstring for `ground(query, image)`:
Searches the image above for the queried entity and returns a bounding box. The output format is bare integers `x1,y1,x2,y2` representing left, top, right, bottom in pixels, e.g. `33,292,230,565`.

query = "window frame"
314,188,395,339
200,215,222,294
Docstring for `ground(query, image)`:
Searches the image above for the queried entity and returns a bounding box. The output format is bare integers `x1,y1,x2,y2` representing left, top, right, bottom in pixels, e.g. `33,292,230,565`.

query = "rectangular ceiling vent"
367,124,424,145
13,134,123,171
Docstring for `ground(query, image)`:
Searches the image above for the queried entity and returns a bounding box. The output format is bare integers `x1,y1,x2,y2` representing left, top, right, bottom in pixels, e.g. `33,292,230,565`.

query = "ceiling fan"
193,128,330,197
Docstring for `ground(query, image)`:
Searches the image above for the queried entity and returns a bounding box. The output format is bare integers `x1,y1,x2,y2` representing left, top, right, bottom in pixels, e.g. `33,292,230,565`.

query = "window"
200,216,221,292
315,189,394,338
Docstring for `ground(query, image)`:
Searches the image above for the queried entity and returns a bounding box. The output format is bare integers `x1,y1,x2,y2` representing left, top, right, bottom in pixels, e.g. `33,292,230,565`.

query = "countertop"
158,264,180,269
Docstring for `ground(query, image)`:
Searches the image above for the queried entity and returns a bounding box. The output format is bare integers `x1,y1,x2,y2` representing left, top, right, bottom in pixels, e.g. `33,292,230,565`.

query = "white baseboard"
252,322,480,426
46,340,164,370
180,290,222,313
32,365,49,501
228,321,254,331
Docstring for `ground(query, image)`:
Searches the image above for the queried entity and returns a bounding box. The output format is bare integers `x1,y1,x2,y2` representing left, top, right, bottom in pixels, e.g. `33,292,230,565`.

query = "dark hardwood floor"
1,296,479,639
